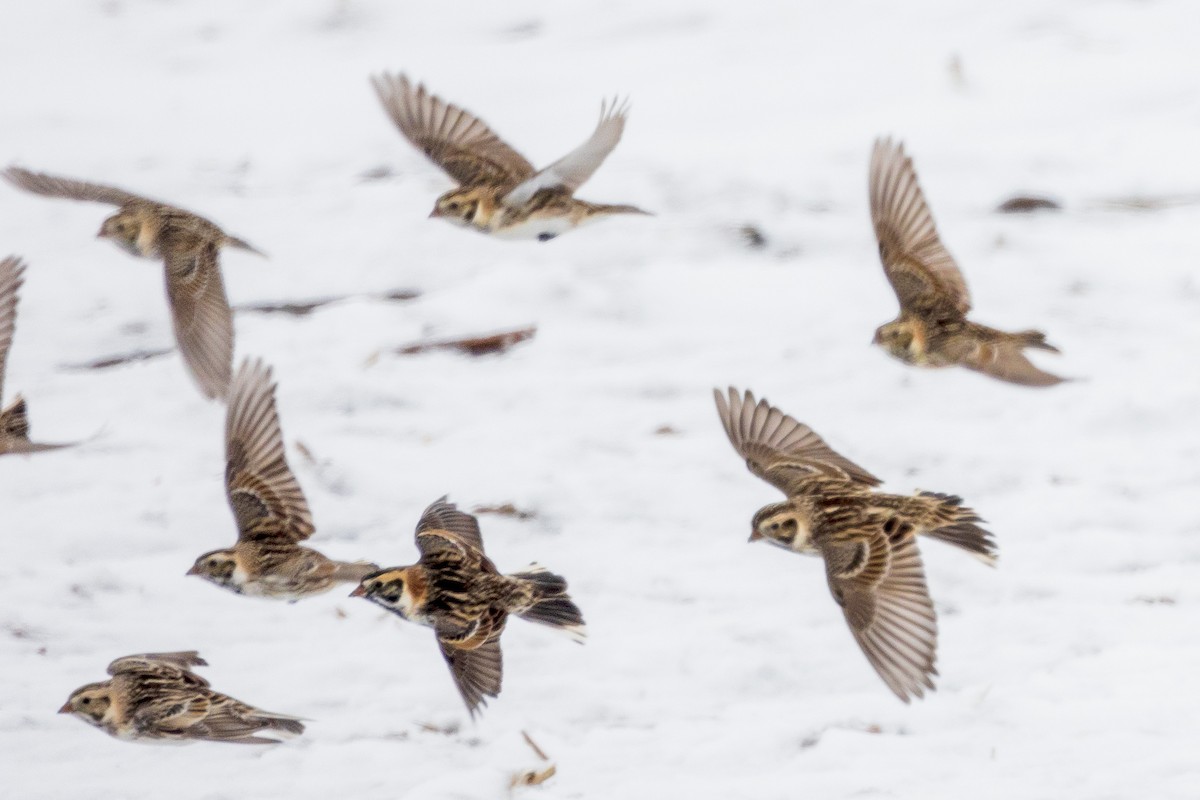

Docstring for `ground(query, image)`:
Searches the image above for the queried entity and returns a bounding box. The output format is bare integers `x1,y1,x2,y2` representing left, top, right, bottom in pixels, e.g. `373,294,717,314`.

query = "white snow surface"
2,0,1199,797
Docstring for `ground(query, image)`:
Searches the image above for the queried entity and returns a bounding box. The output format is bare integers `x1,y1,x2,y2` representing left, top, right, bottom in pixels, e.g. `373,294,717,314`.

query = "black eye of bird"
81,698,90,705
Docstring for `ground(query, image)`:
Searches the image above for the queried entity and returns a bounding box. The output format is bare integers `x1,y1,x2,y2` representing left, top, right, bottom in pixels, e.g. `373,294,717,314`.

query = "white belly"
490,215,580,241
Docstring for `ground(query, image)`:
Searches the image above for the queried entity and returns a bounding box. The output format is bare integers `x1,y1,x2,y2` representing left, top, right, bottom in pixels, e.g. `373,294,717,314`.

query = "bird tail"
1016,329,1059,353
0,395,30,441
510,565,586,641
916,491,998,565
224,234,267,258
261,714,306,738
589,202,653,217
332,561,381,584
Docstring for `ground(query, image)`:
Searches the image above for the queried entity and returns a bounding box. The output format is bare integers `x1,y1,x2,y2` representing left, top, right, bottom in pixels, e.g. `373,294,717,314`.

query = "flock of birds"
3,72,1067,745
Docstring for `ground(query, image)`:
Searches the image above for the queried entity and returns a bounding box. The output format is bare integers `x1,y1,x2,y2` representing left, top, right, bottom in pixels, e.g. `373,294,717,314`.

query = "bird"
351,497,585,718
371,73,649,241
58,651,304,744
714,387,997,702
0,256,73,455
187,358,379,600
2,166,265,400
868,138,1066,387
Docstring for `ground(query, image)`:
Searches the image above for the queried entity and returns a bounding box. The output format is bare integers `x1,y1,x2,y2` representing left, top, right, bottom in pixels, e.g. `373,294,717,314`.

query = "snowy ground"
2,0,1199,797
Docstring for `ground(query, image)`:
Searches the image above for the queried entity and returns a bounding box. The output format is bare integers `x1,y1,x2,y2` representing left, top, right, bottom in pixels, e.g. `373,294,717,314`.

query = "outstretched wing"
502,98,630,206
2,166,148,207
164,243,233,400
372,74,535,189
869,138,971,318
822,530,938,702
107,651,210,687
414,496,487,557
0,256,25,403
714,387,882,493
437,627,504,719
224,359,315,545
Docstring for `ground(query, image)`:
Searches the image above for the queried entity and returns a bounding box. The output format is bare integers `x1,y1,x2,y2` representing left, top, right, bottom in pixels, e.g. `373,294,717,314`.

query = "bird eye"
770,522,780,531
81,698,90,705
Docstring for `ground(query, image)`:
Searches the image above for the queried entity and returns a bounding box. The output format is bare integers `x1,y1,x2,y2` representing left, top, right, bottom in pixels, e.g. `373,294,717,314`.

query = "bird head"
351,568,414,618
59,683,113,728
430,190,480,228
750,503,806,549
873,321,917,361
187,550,241,592
97,212,143,256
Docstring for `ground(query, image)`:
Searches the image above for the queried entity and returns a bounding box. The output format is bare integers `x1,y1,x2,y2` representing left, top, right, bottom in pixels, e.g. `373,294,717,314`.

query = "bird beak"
95,227,107,239
185,564,200,576
57,702,73,714
428,208,442,219
871,330,883,345
748,529,763,543
349,584,367,598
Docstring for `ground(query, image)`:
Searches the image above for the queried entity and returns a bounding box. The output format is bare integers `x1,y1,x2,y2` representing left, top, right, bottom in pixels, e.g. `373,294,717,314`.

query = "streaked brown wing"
131,690,213,735
961,341,1066,387
0,256,24,403
870,138,970,317
414,496,486,555
107,651,210,687
2,166,148,207
164,243,233,400
182,693,303,744
714,387,881,492
371,73,535,188
823,531,938,702
503,98,628,206
437,632,503,718
224,359,315,544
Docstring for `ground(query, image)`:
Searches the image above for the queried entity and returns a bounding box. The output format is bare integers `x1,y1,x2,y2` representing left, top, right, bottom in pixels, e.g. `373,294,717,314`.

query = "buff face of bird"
58,683,114,730
97,211,151,257
750,502,817,553
430,189,483,228
187,549,242,593
873,320,922,364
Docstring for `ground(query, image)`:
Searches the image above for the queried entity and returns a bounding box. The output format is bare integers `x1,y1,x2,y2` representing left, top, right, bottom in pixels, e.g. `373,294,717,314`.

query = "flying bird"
869,138,1065,387
2,166,264,400
0,256,73,455
352,497,585,717
715,387,997,702
372,73,649,241
58,651,304,744
187,358,378,600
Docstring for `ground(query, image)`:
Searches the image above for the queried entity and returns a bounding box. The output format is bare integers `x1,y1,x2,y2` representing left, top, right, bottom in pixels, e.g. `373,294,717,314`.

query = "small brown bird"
58,651,304,744
869,138,1065,387
351,497,585,717
0,256,73,455
715,387,997,702
187,358,378,600
372,73,649,241
2,166,265,400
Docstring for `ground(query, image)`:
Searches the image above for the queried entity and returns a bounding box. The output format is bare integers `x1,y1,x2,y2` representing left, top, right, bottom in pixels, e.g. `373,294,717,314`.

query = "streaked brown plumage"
58,651,304,745
715,387,997,702
187,358,378,600
0,256,73,455
869,138,1066,387
351,497,585,717
2,166,264,400
372,73,649,241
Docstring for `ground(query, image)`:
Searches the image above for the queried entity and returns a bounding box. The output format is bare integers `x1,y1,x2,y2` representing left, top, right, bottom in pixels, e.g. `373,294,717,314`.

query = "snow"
2,0,1199,797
